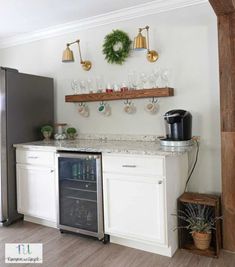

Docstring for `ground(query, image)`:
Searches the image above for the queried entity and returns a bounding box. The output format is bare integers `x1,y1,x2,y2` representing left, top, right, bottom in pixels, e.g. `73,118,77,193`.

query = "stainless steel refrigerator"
0,67,54,226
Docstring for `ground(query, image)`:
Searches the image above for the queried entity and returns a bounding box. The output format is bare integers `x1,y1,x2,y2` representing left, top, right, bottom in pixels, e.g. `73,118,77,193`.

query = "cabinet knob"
158,180,163,185
50,170,54,173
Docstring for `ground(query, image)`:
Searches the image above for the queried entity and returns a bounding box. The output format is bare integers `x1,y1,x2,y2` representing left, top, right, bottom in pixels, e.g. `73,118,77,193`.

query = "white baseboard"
110,235,175,257
24,215,176,257
24,215,57,229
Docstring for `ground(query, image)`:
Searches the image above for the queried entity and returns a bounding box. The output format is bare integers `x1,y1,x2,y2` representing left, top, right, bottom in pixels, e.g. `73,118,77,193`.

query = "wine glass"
71,80,79,94
128,71,138,90
148,74,156,89
96,76,104,93
161,68,170,87
79,80,87,94
87,78,93,93
113,81,120,91
139,72,148,89
153,68,161,87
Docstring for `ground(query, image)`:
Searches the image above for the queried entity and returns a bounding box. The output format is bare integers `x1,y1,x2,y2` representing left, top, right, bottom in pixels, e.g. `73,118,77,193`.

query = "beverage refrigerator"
56,152,108,242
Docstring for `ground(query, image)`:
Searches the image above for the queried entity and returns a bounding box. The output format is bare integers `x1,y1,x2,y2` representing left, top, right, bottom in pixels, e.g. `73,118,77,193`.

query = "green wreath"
103,30,132,65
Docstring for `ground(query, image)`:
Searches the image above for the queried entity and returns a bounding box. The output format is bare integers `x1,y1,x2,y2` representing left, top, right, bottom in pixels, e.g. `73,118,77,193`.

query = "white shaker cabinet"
16,148,57,227
103,174,166,244
102,153,188,257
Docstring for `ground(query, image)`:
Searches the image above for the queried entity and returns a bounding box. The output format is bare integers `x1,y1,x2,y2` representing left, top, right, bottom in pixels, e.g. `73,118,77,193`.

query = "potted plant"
41,125,53,141
66,127,77,140
174,203,222,250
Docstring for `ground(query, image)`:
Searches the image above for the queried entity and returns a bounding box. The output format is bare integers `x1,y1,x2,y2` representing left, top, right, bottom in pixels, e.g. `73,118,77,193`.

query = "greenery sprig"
41,125,53,133
66,127,77,134
102,30,132,65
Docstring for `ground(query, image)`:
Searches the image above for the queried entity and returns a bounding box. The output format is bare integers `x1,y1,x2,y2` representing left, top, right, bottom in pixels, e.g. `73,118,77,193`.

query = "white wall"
0,3,221,193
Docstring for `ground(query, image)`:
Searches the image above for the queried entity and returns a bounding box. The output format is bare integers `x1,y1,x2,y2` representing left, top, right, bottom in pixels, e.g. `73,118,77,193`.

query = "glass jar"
54,123,67,140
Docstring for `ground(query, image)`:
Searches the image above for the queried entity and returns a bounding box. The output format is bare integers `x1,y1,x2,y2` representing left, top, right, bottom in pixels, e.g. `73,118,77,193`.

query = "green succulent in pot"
66,127,77,140
41,125,53,141
173,203,222,250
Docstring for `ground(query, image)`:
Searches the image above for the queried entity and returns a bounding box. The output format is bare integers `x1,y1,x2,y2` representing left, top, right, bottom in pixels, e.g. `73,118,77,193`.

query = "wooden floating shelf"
65,87,174,103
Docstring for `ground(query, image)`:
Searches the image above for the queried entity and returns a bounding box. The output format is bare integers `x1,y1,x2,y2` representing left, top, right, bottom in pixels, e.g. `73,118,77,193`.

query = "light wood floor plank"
0,221,235,267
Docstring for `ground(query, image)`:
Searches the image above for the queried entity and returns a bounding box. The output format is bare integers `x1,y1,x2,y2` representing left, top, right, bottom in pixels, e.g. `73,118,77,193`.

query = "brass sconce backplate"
147,50,159,62
82,60,92,71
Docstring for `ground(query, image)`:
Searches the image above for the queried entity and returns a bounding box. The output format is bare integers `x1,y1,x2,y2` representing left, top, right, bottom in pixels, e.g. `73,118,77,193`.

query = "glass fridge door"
58,154,101,233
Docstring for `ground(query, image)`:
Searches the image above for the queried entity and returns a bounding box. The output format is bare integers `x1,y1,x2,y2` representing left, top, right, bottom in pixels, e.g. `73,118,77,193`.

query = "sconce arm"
76,41,84,64
139,26,150,51
67,40,80,46
146,26,150,52
66,40,84,64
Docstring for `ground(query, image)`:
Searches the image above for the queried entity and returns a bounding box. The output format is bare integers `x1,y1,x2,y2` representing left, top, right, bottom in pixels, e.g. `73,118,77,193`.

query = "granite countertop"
13,138,195,156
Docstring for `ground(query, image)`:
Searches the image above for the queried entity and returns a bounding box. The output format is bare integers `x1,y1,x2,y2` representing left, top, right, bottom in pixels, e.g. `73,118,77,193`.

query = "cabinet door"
103,174,166,245
16,164,56,222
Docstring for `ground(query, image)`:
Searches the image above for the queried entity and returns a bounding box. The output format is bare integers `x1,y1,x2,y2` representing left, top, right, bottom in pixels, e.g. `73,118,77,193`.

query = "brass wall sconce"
133,25,159,62
62,39,92,71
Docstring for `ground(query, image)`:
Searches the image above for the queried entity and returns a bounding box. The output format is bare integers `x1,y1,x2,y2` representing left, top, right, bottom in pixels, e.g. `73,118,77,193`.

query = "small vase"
192,232,212,250
43,131,52,141
67,133,76,140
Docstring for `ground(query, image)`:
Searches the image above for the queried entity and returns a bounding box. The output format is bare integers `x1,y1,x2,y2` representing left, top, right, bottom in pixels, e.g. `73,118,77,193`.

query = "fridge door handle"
57,153,101,159
122,164,137,168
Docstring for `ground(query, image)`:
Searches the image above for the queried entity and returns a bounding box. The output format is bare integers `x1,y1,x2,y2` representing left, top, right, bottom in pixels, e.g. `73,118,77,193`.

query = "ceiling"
0,0,210,48
0,0,159,39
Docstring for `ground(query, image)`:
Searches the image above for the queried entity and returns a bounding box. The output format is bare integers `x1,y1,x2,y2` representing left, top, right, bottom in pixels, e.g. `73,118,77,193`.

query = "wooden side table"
177,192,222,258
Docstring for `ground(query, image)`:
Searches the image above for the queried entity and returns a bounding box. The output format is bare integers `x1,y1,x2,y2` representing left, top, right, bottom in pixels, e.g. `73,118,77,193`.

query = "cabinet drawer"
16,149,54,166
102,154,165,177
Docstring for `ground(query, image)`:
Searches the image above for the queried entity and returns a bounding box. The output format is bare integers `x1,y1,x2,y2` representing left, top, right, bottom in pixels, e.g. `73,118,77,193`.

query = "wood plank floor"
0,221,235,267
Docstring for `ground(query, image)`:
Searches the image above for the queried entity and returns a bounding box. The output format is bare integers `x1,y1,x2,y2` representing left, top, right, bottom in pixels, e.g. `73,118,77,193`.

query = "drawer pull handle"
28,156,39,159
122,165,137,168
158,180,163,185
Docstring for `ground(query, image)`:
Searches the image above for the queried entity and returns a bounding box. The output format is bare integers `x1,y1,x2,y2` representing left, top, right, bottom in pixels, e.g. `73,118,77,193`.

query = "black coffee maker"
164,109,192,141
